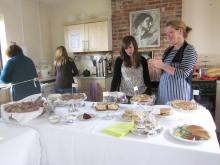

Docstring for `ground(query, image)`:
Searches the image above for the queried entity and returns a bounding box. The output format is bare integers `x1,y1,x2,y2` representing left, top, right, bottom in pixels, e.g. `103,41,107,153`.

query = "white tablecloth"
0,121,41,165
28,102,220,165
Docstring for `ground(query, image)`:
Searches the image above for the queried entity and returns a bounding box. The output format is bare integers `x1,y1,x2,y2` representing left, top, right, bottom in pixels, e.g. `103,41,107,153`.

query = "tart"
171,100,197,110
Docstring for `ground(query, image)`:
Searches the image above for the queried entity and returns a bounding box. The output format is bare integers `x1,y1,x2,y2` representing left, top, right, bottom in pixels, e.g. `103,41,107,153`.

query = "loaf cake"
95,103,119,111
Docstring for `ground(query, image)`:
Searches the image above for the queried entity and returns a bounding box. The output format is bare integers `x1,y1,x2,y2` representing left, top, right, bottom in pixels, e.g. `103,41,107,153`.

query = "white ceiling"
39,0,70,5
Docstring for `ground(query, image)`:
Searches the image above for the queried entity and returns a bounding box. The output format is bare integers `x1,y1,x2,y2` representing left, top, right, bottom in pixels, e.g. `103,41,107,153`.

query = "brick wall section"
111,0,182,59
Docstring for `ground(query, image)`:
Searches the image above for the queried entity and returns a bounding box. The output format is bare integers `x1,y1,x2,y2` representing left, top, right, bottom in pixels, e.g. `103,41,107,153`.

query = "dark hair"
6,44,23,58
54,46,72,66
120,35,140,68
134,13,153,29
166,20,192,38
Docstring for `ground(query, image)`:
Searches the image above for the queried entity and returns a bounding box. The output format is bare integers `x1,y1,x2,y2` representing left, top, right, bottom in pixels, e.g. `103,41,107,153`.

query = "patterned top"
110,56,152,96
157,44,197,105
120,63,147,96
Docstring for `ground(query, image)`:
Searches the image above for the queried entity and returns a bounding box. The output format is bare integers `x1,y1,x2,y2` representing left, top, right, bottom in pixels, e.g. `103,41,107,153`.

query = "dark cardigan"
110,56,152,95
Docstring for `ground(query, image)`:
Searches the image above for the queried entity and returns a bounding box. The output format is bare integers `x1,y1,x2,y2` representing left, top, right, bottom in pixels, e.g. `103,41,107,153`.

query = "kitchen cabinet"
64,20,112,52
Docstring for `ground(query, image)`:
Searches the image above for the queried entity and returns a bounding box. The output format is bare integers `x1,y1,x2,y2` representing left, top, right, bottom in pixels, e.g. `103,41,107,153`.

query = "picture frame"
130,9,160,48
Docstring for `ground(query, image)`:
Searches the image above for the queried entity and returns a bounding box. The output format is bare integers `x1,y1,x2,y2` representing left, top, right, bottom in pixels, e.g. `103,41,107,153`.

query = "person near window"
54,46,79,94
149,20,197,104
0,44,41,101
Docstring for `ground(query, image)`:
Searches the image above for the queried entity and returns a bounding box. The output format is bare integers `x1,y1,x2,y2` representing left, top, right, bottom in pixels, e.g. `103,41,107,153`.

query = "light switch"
193,90,200,96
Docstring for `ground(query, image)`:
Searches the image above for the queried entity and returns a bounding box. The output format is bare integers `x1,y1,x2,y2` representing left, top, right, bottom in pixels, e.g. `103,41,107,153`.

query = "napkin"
102,122,134,137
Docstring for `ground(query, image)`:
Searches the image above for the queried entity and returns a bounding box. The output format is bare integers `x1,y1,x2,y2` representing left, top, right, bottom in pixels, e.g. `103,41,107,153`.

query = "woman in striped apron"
149,20,197,105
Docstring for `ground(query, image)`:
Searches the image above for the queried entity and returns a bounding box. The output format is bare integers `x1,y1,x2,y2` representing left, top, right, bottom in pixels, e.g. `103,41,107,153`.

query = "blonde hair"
166,20,192,38
54,46,71,66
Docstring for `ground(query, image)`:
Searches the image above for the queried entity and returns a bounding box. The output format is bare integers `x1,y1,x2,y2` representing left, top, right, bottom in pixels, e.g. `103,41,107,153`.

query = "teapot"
82,69,90,77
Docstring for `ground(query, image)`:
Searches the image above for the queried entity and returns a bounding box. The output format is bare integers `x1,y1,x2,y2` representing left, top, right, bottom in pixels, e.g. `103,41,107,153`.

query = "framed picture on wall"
130,9,160,48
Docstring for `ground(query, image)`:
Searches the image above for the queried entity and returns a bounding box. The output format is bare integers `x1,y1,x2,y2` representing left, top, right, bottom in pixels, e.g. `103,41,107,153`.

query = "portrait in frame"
130,9,160,48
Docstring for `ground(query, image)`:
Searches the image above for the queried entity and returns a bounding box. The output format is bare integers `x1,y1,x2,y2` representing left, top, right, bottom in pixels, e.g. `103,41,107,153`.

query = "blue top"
0,53,41,101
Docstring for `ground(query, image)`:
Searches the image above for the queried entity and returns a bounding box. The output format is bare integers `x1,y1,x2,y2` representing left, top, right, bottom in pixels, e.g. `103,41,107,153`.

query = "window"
0,15,7,69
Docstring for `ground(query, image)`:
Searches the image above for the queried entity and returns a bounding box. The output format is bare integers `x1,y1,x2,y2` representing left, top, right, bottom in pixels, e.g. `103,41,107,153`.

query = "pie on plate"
62,93,87,101
171,100,197,110
130,94,152,103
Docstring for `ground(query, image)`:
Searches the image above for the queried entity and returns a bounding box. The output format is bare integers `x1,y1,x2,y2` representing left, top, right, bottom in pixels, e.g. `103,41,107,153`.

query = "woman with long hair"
110,35,151,99
54,46,79,93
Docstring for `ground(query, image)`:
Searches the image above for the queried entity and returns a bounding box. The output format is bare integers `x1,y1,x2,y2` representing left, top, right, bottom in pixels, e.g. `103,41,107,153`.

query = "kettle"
83,69,91,77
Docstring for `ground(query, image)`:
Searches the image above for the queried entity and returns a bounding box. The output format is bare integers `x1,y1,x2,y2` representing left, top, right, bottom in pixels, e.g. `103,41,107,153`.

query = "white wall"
182,0,220,66
49,0,111,57
2,0,218,67
0,0,51,65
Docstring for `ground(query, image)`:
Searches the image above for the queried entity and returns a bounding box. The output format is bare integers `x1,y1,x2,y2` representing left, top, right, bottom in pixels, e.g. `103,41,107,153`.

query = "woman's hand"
149,59,175,75
148,59,163,69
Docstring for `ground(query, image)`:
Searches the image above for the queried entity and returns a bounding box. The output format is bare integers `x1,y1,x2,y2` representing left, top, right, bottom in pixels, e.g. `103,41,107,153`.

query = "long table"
27,102,220,165
0,121,41,165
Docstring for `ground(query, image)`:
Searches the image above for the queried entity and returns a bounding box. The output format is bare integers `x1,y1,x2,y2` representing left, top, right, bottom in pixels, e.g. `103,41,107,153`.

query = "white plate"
77,113,95,121
151,105,174,118
130,95,156,106
169,127,209,144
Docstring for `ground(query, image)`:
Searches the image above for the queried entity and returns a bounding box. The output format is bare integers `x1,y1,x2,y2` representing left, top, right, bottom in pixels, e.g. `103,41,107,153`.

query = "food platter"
1,94,45,124
48,93,87,107
95,102,119,111
169,125,211,144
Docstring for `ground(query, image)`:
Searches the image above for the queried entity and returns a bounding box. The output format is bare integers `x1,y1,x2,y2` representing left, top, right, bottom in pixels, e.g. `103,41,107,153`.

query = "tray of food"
1,94,46,124
48,93,87,107
95,103,119,111
170,124,211,143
